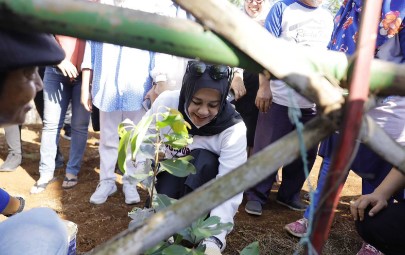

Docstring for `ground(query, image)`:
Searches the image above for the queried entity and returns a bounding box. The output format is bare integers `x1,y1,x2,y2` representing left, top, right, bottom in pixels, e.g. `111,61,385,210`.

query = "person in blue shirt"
0,29,68,255
81,0,155,205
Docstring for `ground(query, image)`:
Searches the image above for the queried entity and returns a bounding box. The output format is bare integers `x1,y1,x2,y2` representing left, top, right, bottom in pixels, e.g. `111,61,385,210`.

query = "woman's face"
187,87,221,127
0,67,43,126
244,0,263,18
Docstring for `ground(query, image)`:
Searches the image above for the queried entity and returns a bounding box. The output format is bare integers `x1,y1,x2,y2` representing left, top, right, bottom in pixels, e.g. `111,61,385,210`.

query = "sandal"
30,177,57,194
62,176,78,189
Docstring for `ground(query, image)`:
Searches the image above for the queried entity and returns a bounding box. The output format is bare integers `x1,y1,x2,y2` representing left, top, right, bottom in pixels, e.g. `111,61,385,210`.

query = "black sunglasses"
186,61,230,80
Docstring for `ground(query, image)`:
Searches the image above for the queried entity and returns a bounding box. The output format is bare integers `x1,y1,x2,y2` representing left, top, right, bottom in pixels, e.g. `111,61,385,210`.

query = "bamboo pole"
89,115,337,255
1,0,405,96
360,115,405,173
310,1,383,252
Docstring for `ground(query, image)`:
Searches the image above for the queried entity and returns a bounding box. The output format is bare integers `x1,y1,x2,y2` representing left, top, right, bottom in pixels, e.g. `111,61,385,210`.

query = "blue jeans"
39,67,90,178
0,208,68,255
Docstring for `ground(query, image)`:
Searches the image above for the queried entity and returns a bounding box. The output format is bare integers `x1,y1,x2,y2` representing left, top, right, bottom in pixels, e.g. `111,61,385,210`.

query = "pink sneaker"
356,243,384,255
284,218,308,238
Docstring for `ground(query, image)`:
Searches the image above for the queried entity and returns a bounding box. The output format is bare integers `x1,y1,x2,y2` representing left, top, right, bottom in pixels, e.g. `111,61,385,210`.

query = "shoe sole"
90,189,117,205
244,208,262,216
284,225,306,238
125,198,141,205
276,200,307,212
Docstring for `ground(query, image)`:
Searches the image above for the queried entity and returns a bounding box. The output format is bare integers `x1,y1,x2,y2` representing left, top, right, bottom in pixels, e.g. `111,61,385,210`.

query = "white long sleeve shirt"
137,90,247,244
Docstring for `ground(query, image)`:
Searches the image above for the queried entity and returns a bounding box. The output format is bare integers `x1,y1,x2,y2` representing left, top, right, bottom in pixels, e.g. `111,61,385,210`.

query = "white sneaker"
123,183,140,205
90,181,117,205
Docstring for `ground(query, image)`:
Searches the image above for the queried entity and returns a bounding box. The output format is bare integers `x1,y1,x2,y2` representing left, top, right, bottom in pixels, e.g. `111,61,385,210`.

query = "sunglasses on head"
186,61,230,81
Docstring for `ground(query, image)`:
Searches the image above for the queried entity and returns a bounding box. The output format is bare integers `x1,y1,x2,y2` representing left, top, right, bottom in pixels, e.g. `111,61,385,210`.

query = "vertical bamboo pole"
310,1,383,253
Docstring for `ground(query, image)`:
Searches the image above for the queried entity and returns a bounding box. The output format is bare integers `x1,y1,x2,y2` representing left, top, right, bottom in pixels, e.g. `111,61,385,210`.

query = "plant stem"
149,119,161,209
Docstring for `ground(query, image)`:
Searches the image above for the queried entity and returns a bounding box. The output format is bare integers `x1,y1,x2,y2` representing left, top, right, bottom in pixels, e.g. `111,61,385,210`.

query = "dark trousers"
155,149,219,199
356,203,405,255
245,103,318,204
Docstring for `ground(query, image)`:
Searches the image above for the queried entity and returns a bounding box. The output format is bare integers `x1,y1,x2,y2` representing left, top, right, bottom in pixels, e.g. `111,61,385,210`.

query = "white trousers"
99,110,145,184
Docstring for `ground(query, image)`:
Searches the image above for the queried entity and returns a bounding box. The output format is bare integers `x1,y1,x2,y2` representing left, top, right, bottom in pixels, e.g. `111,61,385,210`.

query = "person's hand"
81,87,92,112
57,59,79,79
350,193,388,221
255,83,272,113
230,75,246,101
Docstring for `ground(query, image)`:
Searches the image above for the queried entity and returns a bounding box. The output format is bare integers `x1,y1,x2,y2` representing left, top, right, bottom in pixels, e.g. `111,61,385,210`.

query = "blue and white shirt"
265,0,334,108
81,0,155,112
82,41,154,112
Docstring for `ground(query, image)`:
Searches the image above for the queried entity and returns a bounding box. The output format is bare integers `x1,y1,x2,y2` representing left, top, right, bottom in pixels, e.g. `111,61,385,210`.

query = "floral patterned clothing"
329,0,405,56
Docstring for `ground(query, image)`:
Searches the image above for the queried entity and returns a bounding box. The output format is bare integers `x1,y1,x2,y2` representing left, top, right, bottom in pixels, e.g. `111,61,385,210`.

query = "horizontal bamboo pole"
1,0,405,97
361,115,405,173
173,0,405,99
0,0,261,70
89,115,337,255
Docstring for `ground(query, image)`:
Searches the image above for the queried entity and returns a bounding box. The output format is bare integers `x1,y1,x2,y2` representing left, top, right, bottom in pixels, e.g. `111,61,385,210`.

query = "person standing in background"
81,0,155,205
244,0,334,215
31,34,90,193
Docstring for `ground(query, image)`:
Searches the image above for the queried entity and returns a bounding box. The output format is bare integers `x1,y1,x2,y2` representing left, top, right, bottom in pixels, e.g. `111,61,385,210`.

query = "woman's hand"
350,193,388,221
255,74,272,113
230,74,246,101
57,59,79,79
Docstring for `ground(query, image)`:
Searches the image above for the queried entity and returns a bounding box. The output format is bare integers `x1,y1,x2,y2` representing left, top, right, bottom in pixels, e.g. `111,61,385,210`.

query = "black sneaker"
245,200,262,216
276,196,307,211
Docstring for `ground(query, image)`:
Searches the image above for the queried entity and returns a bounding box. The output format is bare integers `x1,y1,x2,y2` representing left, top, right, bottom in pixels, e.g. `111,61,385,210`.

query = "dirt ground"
0,124,363,254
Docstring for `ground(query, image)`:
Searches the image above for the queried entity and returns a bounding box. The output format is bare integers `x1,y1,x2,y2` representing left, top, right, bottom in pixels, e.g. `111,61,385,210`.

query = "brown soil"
0,124,363,254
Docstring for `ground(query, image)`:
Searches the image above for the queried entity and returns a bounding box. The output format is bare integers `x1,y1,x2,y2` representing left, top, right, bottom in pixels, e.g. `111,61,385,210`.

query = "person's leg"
33,67,70,190
356,203,405,255
62,101,72,140
64,77,90,181
245,104,295,214
0,208,68,255
155,149,219,198
276,107,317,210
90,110,121,204
121,109,146,204
0,125,22,171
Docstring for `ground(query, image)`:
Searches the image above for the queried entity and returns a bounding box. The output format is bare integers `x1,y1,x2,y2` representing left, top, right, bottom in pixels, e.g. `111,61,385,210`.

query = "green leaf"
117,130,131,174
189,216,233,243
144,241,170,255
153,193,177,212
118,119,134,138
131,115,154,159
162,245,190,255
159,158,196,177
240,241,260,255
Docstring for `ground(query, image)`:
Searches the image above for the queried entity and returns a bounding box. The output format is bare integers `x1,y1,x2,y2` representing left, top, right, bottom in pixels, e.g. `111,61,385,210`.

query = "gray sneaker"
0,153,22,171
245,200,262,216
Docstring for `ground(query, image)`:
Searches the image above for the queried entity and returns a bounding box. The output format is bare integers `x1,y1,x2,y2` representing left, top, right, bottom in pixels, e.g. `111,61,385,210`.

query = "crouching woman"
137,61,247,254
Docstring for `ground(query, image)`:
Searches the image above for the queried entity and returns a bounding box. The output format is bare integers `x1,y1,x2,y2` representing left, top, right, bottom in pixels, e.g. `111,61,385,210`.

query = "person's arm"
0,188,24,217
230,68,246,101
350,168,405,221
209,122,247,246
81,68,93,112
80,40,93,112
255,73,272,113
